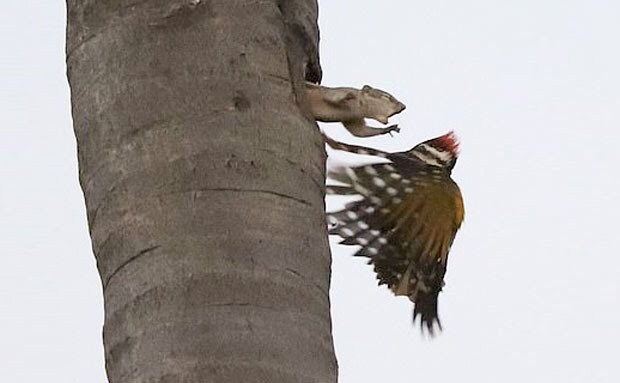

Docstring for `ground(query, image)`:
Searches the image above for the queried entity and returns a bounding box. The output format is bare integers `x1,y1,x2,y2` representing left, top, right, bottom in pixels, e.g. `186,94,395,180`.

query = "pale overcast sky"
1,1,619,382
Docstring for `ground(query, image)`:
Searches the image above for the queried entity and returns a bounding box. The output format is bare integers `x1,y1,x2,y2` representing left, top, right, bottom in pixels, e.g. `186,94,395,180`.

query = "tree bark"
66,1,335,382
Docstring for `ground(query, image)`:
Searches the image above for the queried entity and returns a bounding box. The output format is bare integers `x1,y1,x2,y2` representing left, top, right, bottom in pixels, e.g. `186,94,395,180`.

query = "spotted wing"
327,161,464,334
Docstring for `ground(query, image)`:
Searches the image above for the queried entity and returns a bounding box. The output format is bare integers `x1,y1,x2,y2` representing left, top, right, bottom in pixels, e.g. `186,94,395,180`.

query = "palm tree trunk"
66,1,335,381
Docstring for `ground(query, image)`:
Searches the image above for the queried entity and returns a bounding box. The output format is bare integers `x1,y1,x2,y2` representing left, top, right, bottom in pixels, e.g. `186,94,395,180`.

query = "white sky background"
1,0,619,382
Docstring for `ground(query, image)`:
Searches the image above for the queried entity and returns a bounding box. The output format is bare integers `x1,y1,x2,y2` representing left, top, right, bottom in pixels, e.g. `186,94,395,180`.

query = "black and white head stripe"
409,143,452,167
407,131,460,169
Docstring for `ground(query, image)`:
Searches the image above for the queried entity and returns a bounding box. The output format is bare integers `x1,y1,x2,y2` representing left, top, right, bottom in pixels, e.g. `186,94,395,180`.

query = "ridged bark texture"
66,0,335,382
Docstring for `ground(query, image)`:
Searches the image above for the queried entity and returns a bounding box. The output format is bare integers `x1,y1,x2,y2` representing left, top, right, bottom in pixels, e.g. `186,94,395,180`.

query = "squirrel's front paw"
385,124,400,136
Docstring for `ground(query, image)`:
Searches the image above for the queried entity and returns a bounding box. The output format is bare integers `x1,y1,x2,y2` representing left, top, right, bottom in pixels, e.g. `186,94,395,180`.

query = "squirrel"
305,82,406,138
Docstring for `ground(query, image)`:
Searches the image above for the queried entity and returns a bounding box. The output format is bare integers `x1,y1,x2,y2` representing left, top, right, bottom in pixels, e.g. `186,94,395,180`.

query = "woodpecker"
325,132,464,335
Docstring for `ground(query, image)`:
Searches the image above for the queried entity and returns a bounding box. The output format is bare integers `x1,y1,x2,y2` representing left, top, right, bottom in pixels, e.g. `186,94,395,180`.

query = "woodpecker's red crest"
325,132,464,335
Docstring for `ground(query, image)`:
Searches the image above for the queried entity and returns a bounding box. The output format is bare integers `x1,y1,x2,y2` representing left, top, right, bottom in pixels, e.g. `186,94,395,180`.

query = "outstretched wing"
327,155,463,334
